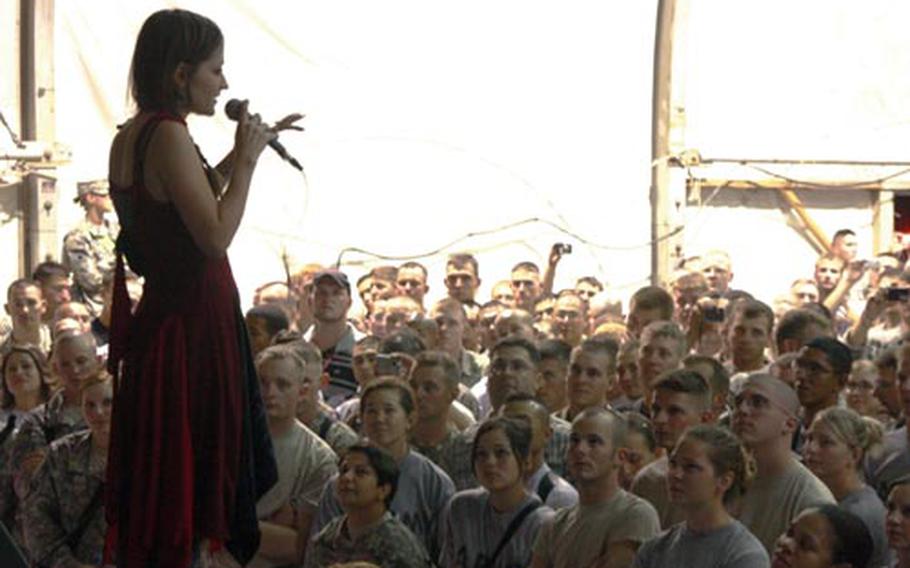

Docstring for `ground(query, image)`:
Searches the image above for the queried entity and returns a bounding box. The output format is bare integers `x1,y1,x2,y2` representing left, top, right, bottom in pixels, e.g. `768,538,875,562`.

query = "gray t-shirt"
633,520,769,568
527,464,578,510
533,489,661,568
630,456,685,529
738,459,835,554
314,450,455,559
840,485,891,568
439,488,554,568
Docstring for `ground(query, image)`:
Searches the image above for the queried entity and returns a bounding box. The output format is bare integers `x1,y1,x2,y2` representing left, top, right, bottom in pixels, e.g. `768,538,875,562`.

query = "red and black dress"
105,111,277,567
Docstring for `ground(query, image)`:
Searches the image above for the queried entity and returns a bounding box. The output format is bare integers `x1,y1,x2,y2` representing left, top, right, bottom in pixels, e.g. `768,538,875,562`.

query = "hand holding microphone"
225,99,304,171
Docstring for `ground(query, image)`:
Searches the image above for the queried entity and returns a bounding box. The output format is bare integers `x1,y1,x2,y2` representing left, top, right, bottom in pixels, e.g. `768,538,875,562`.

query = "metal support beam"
651,0,677,285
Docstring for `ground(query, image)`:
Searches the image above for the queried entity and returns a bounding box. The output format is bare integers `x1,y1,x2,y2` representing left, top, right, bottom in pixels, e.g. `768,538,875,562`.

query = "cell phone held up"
702,305,725,323
555,243,573,255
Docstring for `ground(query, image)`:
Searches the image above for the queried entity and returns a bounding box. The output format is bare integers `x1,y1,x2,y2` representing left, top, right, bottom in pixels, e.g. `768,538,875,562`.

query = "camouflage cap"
74,179,109,203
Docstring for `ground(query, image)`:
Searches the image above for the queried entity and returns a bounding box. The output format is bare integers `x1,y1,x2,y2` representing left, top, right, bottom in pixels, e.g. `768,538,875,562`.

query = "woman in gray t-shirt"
634,424,768,568
439,416,553,568
803,407,890,567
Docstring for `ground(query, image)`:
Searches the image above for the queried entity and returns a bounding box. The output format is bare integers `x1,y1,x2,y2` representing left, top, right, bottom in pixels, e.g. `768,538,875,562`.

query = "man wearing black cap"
62,179,117,317
304,269,363,406
793,336,852,448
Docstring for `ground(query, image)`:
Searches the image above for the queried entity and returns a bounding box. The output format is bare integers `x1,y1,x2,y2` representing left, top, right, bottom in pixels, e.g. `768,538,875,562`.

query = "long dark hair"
129,9,223,113
1,345,52,410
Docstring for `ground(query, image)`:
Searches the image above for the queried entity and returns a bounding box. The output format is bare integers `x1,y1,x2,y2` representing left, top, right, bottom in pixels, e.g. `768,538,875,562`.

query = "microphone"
225,99,303,172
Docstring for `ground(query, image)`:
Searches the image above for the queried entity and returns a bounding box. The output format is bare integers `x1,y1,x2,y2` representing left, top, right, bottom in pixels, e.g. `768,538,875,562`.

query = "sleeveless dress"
104,112,277,567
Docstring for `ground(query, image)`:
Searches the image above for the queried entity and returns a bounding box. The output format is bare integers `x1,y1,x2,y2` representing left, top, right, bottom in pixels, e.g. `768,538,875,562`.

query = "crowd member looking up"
2,279,50,357
288,340,359,456
732,374,835,554
314,378,455,559
429,298,484,388
23,373,113,567
253,346,338,567
439,416,554,568
887,476,910,568
511,262,544,312
775,308,834,355
726,300,774,374
560,338,619,422
873,346,904,425
371,295,422,339
5,331,99,552
530,408,660,568
616,339,644,411
637,321,687,413
865,341,910,499
845,360,890,422
794,337,852,438
815,254,846,304
696,250,733,295
246,303,290,356
669,270,708,324
408,351,462,478
491,280,516,307
356,273,374,319
368,266,398,305
502,394,579,510
802,407,890,568
832,229,859,263
62,179,117,318
445,253,481,306
627,286,675,339
31,261,73,328
790,278,821,308
550,292,587,348
634,424,769,568
770,505,873,568
535,339,572,413
618,412,659,490
0,345,52,427
53,301,94,336
575,276,604,305
305,444,433,568
307,269,362,406
683,354,731,419
454,337,571,489
396,261,429,308
631,370,714,529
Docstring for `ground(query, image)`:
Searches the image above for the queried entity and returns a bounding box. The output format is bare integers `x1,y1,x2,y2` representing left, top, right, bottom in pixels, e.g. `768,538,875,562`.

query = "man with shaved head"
732,373,835,553
503,394,578,510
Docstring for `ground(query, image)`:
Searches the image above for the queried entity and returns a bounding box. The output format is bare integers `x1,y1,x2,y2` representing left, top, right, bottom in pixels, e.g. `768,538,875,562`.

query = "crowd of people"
3,6,910,568
2,210,910,568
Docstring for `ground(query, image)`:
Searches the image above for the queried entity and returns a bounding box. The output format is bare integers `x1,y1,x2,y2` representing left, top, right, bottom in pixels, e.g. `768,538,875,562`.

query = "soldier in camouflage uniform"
23,375,111,567
305,445,432,568
62,180,117,318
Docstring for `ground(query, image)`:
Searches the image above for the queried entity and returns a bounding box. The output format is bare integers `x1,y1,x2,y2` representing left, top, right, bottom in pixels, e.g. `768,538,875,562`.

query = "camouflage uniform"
61,218,117,317
308,410,359,457
304,512,433,568
411,427,461,482
23,430,105,567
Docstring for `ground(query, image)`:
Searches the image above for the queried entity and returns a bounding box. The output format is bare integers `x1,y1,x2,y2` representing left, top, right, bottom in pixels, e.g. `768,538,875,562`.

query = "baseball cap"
313,269,351,293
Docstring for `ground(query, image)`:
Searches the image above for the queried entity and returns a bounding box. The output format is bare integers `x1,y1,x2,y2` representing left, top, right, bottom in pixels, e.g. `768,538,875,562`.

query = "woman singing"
105,9,300,567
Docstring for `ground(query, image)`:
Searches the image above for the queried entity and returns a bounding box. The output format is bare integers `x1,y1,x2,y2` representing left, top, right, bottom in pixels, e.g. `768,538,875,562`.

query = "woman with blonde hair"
634,424,768,567
803,406,889,567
